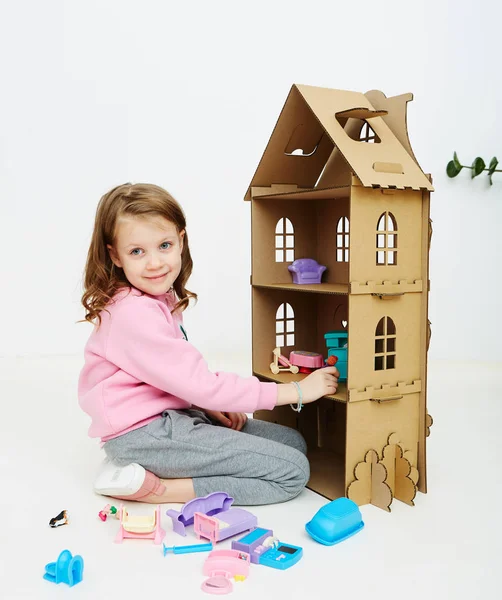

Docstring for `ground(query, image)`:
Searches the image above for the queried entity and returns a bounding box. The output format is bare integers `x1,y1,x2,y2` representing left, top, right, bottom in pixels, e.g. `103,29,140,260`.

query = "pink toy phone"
201,549,250,595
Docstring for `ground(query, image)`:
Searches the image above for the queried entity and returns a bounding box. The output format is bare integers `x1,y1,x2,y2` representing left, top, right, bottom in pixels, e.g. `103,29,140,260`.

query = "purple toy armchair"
288,258,327,284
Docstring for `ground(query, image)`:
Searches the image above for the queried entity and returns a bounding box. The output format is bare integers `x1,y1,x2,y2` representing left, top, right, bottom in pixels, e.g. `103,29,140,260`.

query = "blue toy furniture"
232,527,303,570
288,258,327,284
324,330,348,382
43,549,84,587
305,498,364,546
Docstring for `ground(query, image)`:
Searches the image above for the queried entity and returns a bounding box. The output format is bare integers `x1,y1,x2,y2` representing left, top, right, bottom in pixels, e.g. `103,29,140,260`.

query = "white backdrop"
1,0,501,362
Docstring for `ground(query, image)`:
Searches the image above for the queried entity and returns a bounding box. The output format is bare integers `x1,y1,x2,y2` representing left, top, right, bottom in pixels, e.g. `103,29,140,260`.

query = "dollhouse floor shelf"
253,283,348,295
254,370,347,403
251,183,351,202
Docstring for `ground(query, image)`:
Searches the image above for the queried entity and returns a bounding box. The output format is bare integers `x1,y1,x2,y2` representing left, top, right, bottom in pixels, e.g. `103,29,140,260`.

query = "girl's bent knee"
282,452,310,501
292,430,308,455
297,453,310,488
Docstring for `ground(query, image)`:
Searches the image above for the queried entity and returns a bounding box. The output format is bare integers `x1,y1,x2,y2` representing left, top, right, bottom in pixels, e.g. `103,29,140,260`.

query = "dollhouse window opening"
276,303,295,348
336,116,381,144
288,147,318,157
284,125,323,157
374,316,396,371
275,218,295,263
359,121,380,143
376,212,398,266
336,216,350,262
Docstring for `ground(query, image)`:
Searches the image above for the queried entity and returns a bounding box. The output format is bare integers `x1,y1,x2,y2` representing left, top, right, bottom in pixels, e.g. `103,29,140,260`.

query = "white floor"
1,355,501,599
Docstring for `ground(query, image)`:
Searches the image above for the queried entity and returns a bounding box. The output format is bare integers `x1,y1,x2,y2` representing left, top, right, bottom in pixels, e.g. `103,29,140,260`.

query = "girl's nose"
146,253,162,268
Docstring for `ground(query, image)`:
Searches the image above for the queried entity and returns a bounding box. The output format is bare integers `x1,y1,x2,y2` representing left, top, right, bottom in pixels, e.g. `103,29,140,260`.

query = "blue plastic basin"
305,498,364,546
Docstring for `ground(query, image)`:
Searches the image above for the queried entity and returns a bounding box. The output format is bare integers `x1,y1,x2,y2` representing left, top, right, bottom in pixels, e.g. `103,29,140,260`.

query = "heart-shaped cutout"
342,320,348,328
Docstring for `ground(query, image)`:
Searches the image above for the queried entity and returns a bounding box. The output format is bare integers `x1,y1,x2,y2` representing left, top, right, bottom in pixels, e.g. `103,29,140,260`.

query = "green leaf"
488,157,498,186
471,157,485,178
453,151,462,169
446,160,461,177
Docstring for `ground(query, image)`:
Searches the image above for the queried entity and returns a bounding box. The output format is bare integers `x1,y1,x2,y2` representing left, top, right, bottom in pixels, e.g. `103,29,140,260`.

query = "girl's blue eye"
160,242,171,250
130,248,142,256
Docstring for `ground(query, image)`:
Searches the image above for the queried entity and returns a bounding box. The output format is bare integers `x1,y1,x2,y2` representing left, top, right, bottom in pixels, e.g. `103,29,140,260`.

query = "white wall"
1,0,501,362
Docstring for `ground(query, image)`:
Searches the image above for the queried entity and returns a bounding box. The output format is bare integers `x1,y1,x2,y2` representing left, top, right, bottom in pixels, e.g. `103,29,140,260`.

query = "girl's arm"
105,296,277,414
105,295,338,414
276,369,338,406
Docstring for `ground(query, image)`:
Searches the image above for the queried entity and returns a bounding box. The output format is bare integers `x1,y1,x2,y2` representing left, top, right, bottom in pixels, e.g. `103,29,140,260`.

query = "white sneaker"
94,458,146,496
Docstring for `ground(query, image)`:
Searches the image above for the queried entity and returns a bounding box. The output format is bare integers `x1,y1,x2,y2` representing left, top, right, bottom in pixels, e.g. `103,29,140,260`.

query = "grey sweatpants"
103,409,310,506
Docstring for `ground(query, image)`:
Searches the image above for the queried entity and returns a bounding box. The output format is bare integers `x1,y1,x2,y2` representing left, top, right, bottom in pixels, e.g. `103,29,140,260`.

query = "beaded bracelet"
290,381,303,413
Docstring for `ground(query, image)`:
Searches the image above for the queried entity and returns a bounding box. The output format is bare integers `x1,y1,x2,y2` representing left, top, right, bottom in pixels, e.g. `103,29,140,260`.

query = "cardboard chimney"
246,84,433,511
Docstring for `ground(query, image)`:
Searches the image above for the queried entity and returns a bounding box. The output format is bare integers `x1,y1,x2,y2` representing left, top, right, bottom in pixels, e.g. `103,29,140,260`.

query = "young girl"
79,183,339,506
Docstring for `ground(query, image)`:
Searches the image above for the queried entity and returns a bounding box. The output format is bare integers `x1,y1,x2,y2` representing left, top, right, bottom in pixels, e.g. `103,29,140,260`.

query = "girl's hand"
276,366,339,407
300,366,339,403
204,410,248,431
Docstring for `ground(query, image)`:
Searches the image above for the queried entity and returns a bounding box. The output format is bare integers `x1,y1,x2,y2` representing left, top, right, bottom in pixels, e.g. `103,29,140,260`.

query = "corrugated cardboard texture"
252,287,348,403
295,84,434,191
248,83,431,507
245,86,335,200
349,184,424,283
347,449,392,512
251,185,350,202
245,84,434,199
345,397,419,493
381,434,418,506
251,196,350,287
364,90,422,169
418,188,431,493
347,293,422,391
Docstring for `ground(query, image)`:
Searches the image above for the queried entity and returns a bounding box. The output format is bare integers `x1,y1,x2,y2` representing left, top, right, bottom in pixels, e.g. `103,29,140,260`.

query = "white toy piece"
269,348,299,375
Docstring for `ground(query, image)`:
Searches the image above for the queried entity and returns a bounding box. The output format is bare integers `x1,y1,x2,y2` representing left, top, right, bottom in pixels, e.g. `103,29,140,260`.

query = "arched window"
376,212,398,265
275,218,294,263
336,216,349,262
335,116,381,144
375,316,396,370
359,121,380,143
276,303,295,348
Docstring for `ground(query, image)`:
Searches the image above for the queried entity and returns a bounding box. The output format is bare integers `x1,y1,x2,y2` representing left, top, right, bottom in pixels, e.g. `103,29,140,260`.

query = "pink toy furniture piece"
288,258,326,284
201,549,250,595
289,350,324,369
115,504,165,545
167,492,256,540
194,508,257,544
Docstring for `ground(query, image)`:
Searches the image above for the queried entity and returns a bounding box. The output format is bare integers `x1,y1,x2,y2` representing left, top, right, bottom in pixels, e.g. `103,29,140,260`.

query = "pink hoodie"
78,288,277,442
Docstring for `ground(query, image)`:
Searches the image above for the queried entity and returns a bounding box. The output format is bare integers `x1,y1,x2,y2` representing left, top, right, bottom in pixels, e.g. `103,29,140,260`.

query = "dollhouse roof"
244,84,433,199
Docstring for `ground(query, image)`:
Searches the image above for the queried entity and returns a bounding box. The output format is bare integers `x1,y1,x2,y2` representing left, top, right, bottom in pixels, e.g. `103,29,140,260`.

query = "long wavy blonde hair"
81,183,197,325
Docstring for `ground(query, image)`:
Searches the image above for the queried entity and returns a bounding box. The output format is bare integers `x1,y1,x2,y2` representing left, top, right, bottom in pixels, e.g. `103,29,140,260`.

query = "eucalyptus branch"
447,152,500,185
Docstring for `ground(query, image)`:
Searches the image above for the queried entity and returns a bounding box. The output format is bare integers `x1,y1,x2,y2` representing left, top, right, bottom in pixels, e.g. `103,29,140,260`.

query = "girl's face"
108,215,185,297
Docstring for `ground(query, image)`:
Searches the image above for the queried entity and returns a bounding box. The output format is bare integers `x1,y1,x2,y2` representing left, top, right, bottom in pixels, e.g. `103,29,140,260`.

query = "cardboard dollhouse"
246,84,433,511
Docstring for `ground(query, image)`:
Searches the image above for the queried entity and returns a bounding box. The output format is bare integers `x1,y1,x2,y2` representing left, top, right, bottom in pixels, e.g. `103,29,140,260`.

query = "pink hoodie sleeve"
105,296,277,414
